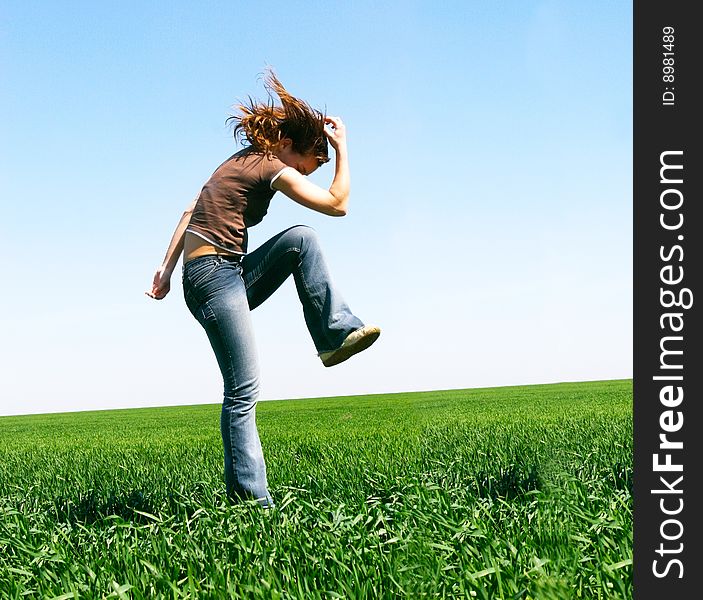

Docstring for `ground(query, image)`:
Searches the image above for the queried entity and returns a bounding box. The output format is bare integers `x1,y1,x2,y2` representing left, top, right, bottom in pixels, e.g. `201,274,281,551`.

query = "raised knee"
291,224,316,238
288,225,319,250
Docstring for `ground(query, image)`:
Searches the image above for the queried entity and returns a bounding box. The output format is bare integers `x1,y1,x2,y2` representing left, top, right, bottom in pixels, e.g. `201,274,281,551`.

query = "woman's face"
275,139,320,176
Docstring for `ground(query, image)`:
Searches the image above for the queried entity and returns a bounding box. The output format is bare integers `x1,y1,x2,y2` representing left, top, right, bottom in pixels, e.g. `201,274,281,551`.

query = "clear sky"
0,1,632,416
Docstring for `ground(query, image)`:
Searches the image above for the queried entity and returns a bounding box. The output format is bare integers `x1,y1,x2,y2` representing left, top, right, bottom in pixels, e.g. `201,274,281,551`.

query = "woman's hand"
324,116,346,150
146,267,171,300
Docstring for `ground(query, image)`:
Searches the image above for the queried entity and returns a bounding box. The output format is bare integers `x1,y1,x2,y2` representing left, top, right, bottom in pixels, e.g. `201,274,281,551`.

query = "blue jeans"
182,225,364,507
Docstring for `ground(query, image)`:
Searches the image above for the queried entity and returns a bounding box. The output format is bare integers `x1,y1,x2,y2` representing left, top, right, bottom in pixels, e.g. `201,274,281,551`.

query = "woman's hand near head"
273,115,350,216
324,116,346,151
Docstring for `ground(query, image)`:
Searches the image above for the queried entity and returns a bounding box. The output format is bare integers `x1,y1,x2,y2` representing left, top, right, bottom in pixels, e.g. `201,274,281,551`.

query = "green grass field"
0,380,632,599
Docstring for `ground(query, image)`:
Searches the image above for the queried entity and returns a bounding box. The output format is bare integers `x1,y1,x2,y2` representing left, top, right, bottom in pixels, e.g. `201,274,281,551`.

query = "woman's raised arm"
272,116,350,216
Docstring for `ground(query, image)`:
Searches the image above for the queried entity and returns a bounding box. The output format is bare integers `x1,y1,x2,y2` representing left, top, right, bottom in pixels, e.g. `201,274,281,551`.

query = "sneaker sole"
321,327,381,367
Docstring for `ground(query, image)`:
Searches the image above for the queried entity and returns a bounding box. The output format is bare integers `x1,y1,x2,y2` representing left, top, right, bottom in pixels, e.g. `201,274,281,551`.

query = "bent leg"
242,225,364,353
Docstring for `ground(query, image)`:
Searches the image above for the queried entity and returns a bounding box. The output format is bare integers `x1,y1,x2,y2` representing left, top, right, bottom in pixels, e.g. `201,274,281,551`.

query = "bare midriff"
183,232,243,264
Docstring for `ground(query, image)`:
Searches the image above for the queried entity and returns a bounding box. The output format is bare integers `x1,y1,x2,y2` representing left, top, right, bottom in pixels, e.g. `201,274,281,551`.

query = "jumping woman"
146,71,380,508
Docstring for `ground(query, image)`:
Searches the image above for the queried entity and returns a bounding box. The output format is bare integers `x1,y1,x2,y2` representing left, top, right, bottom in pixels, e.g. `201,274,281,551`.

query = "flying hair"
227,69,330,166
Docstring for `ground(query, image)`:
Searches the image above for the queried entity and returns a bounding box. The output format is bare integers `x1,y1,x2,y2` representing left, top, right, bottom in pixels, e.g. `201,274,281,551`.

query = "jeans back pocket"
182,257,220,313
183,256,219,287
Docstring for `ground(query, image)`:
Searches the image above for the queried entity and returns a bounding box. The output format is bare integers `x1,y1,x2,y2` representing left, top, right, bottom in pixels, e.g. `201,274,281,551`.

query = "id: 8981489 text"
662,26,675,107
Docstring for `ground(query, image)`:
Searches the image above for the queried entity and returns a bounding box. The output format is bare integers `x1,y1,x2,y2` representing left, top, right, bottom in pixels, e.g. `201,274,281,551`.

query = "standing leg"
182,256,273,507
242,225,365,353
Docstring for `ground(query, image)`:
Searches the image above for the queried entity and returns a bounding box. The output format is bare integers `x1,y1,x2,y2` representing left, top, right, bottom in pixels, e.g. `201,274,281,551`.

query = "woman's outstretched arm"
146,196,198,300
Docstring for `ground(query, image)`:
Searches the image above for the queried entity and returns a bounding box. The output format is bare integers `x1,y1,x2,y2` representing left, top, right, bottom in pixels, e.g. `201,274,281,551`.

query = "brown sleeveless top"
186,147,291,254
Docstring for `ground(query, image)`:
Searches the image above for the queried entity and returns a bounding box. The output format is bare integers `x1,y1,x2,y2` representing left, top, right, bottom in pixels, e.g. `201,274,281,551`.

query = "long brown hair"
227,70,330,166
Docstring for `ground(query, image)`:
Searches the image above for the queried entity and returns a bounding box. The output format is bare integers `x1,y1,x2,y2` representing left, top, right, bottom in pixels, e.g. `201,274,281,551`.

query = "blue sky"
0,1,632,416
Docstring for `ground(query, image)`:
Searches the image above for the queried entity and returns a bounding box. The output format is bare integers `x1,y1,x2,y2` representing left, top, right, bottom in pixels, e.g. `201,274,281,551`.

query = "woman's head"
227,70,330,168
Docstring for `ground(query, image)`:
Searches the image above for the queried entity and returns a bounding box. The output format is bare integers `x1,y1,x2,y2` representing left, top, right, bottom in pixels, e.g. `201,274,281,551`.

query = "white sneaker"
319,325,381,367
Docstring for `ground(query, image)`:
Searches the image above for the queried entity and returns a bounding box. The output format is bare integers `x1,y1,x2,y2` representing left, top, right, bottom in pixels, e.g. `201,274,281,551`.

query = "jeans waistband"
186,253,244,266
